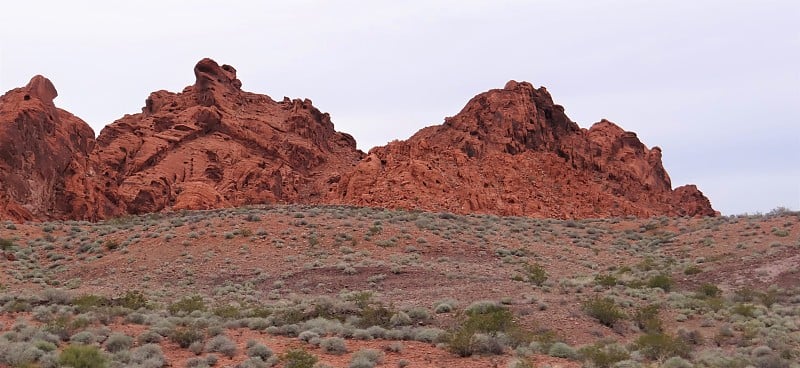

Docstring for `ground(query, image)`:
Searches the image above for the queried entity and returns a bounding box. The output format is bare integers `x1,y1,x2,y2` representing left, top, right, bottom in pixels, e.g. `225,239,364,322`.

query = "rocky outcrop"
334,81,716,218
0,76,111,221
0,61,715,221
93,58,363,214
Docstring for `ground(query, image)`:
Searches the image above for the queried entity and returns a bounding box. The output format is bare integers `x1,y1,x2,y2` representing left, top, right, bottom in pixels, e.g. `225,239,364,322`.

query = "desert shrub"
168,295,205,315
633,304,663,333
595,274,619,287
434,301,455,313
137,330,163,344
447,304,518,357
662,356,693,368
282,348,318,368
548,342,578,359
0,238,15,250
356,304,394,328
646,274,673,291
320,337,347,355
41,288,72,305
105,333,133,353
246,341,273,360
236,357,270,368
185,356,211,368
298,330,319,343
697,283,722,298
205,335,237,358
59,344,107,368
349,349,384,368
522,263,548,286
72,294,110,313
70,331,96,344
389,311,412,326
583,297,625,327
732,303,756,317
213,304,242,319
114,290,148,310
170,327,204,348
130,343,166,367
683,265,703,275
633,333,690,361
578,342,630,368
0,340,44,367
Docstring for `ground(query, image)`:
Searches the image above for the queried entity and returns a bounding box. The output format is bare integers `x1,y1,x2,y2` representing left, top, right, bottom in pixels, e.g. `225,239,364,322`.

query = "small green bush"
697,283,722,298
170,327,204,348
72,294,110,313
114,290,148,310
59,344,107,368
583,297,625,327
245,341,273,360
168,295,205,315
282,348,318,368
595,274,619,287
646,274,673,291
447,304,518,357
522,263,548,286
579,342,630,368
548,342,578,359
633,333,690,361
633,304,663,333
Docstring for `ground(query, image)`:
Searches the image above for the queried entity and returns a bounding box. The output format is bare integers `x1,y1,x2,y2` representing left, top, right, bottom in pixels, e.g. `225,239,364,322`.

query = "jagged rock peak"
23,75,58,104
193,58,243,107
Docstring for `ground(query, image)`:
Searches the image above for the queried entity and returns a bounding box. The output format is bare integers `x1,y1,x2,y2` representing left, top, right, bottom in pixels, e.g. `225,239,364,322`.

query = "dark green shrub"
114,290,148,310
169,327,204,348
697,283,721,298
583,297,625,327
732,303,755,317
72,294,110,313
282,348,318,368
633,304,663,333
168,295,205,314
0,238,14,250
595,274,618,287
59,344,107,368
213,304,242,319
646,274,673,291
633,333,690,361
447,304,518,357
522,263,548,286
683,265,702,275
357,304,394,328
579,342,630,368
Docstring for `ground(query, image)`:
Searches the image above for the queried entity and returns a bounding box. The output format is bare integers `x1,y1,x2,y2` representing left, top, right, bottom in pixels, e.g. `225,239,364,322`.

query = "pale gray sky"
1,1,798,215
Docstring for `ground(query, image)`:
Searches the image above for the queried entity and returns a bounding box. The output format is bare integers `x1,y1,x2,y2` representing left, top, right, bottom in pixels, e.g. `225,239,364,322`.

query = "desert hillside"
0,206,798,367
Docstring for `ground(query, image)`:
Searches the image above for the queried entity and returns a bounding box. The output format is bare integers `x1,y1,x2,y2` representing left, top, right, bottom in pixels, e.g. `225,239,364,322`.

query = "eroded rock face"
0,62,715,221
93,58,363,214
0,76,110,221
334,81,716,218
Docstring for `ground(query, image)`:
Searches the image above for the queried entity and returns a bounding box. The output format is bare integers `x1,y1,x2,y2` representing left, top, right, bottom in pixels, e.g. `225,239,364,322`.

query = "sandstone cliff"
0,76,110,221
0,60,714,221
334,81,714,218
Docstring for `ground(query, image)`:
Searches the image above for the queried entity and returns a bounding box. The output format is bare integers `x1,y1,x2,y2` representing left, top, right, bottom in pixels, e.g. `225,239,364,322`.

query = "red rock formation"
334,81,715,218
0,76,110,221
0,61,714,221
93,58,363,214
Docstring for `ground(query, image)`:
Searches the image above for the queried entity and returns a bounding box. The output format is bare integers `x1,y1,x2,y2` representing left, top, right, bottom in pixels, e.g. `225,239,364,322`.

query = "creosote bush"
633,333,690,361
59,344,107,368
282,348,318,368
583,297,625,327
447,303,522,357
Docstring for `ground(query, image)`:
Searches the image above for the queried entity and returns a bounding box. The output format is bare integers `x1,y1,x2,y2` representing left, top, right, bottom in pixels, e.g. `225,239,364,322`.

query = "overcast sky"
1,1,798,215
